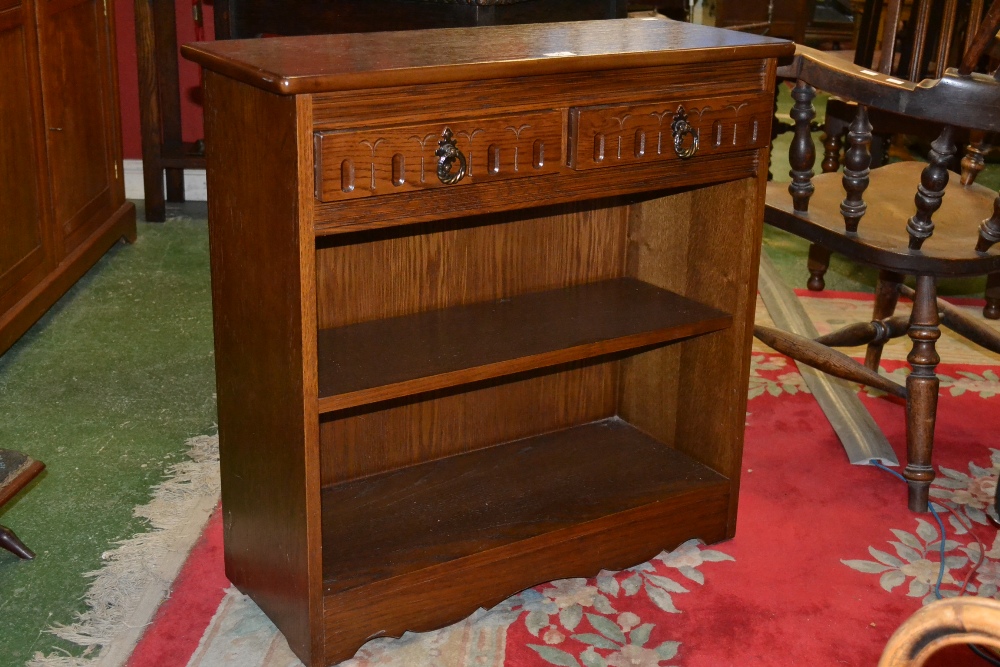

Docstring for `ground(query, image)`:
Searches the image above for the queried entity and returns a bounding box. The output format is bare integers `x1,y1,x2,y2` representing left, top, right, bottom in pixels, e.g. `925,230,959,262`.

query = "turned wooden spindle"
821,129,842,173
865,271,903,371
813,315,909,348
907,126,956,250
985,273,1000,320
806,244,831,291
961,136,990,186
976,194,1000,252
904,275,941,513
788,80,816,213
840,105,873,233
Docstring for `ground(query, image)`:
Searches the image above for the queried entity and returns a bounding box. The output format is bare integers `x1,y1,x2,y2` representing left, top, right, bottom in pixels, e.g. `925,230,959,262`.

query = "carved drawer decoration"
567,94,772,171
314,111,564,202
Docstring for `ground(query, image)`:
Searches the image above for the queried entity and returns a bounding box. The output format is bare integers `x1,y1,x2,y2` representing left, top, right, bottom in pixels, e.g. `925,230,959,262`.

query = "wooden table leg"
0,525,34,560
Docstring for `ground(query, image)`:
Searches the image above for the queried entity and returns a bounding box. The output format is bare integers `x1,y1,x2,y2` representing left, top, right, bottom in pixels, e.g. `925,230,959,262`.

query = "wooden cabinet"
183,20,793,667
0,0,135,356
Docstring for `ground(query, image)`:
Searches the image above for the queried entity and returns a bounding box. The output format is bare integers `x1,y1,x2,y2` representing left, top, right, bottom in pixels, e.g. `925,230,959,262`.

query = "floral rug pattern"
160,351,1000,667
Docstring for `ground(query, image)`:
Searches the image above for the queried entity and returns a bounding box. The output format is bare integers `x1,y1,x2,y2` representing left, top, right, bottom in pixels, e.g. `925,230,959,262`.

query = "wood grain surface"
317,278,730,412
181,19,793,95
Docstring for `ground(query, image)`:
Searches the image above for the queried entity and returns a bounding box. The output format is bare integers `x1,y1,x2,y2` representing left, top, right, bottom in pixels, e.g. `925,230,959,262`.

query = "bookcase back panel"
314,202,628,329
319,358,618,484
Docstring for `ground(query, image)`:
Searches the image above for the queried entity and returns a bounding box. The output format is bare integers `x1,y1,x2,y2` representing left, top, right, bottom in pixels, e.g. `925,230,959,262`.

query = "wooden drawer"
568,93,772,171
314,110,564,203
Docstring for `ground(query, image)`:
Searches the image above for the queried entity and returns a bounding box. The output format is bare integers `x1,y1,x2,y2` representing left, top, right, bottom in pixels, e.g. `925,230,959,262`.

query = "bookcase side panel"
620,175,765,537
203,71,323,665
675,176,765,536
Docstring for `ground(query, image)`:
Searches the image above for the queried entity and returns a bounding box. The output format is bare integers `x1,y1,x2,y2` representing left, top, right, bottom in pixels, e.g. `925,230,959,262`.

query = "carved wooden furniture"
183,19,791,666
0,0,136,357
135,0,629,223
756,2,1000,513
809,0,1000,318
879,597,1000,666
0,450,45,560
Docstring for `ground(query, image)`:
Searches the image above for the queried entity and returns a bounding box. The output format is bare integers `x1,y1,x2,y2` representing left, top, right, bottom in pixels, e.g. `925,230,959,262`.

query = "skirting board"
123,159,208,202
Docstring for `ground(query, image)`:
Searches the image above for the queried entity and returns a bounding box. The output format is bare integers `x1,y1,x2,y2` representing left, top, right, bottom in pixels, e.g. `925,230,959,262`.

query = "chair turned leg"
0,525,35,560
865,271,903,371
807,243,831,291
985,273,1000,320
905,275,941,513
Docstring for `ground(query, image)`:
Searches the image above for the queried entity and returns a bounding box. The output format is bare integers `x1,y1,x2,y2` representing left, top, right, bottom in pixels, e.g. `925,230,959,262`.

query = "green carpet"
0,205,217,664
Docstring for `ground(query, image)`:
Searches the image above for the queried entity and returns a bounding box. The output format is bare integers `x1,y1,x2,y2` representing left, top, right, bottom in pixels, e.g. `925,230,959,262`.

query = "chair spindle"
977,195,1000,252
904,274,941,512
788,80,816,213
822,130,842,173
907,125,956,250
961,135,990,186
841,105,873,232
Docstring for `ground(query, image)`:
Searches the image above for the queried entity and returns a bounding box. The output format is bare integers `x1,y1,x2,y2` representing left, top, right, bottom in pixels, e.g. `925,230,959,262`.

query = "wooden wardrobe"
0,0,136,356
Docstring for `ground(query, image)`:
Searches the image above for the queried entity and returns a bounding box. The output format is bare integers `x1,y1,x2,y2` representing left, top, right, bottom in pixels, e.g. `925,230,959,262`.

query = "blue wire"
869,460,1000,666
870,460,947,600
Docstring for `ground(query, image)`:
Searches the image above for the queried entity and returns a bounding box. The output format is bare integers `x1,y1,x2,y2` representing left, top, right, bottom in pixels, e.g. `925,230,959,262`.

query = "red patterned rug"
122,347,1000,667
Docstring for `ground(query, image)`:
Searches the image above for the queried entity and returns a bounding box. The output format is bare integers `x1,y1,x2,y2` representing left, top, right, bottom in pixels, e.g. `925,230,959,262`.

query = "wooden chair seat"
766,161,1000,276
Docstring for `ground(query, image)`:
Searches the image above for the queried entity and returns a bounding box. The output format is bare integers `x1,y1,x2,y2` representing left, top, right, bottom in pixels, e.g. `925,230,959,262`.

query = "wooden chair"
880,597,1000,666
808,0,1000,319
756,1,1000,512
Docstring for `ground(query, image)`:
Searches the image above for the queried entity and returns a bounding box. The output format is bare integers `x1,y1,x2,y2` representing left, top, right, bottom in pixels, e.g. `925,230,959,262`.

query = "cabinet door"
0,0,53,312
35,0,121,256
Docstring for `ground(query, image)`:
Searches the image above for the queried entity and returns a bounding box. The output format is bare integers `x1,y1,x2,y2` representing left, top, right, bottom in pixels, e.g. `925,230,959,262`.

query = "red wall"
114,0,215,160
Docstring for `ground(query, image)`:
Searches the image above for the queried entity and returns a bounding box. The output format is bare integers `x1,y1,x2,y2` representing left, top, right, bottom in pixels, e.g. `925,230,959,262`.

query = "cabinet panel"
314,110,564,203
568,93,773,171
35,0,115,253
0,3,50,302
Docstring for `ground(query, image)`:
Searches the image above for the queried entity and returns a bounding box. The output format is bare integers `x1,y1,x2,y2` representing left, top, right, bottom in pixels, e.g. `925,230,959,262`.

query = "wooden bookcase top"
181,18,793,94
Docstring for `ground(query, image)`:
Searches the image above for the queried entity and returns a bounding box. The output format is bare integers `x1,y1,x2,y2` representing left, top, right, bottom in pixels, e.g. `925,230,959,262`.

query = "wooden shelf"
317,278,731,413
321,417,730,595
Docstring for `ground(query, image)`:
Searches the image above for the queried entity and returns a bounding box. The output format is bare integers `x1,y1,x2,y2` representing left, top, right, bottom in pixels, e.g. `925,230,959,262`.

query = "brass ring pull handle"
435,129,468,185
671,107,699,160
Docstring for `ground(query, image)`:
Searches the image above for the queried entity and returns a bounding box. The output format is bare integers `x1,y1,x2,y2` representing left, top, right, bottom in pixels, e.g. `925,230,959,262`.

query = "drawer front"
314,110,564,203
568,93,772,171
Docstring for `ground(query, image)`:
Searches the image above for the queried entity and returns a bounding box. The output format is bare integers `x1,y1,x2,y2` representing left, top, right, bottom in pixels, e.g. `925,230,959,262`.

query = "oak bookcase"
183,20,792,666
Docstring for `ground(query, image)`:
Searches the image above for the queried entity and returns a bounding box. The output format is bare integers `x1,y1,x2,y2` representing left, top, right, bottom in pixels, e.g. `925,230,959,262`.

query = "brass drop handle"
435,129,467,185
671,107,699,160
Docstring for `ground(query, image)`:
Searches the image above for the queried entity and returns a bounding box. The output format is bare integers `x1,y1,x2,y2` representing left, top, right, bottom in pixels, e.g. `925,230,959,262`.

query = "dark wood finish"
754,324,909,397
0,450,45,560
865,270,904,370
136,0,626,222
317,278,731,413
904,274,940,511
714,0,810,42
133,0,207,222
188,20,791,96
185,21,791,666
214,0,628,40
789,80,817,212
322,418,728,595
760,18,1000,510
0,0,135,357
840,105,873,233
766,163,1000,275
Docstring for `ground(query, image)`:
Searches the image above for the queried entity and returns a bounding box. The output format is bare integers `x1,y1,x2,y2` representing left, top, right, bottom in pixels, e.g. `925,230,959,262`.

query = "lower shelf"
321,417,728,593
318,417,732,663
